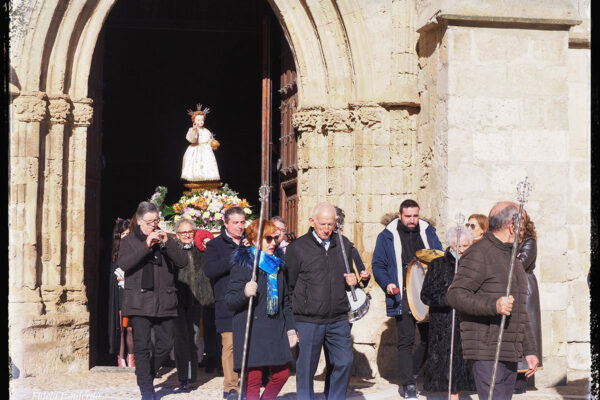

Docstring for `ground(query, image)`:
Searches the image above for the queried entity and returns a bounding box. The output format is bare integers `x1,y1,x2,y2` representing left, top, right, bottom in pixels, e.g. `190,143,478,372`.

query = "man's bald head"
310,202,336,240
488,201,523,232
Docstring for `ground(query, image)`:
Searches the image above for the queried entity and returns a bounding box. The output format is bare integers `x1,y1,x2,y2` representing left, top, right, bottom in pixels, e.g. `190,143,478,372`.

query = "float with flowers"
148,185,254,234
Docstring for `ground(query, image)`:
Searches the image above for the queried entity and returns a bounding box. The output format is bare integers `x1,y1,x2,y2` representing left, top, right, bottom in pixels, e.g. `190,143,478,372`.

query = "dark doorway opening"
90,0,287,366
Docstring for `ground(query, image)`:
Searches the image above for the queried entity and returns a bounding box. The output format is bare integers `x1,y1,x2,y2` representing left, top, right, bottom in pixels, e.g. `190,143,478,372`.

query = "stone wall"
8,0,590,384
293,105,422,377
415,0,590,387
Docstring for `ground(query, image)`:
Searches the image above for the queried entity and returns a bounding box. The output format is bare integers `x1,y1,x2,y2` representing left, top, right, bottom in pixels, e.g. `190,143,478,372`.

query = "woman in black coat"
420,226,475,399
226,219,297,400
515,214,543,393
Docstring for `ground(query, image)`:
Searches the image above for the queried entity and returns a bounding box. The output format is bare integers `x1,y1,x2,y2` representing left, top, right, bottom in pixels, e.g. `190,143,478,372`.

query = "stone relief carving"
419,145,433,188
48,95,72,124
292,109,320,133
72,98,94,127
13,92,48,122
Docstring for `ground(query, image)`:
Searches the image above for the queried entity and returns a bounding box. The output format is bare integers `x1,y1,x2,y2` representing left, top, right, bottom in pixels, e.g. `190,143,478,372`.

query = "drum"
346,287,370,323
406,258,429,322
415,249,445,264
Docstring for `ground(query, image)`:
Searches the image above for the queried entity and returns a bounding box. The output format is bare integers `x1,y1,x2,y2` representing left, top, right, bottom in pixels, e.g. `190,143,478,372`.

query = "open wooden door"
277,42,298,238
261,12,298,237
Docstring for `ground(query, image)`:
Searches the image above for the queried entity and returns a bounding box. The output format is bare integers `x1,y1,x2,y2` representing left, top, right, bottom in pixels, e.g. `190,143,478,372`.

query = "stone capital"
48,94,72,124
292,108,352,135
12,92,48,122
72,98,94,127
350,104,383,128
292,108,321,133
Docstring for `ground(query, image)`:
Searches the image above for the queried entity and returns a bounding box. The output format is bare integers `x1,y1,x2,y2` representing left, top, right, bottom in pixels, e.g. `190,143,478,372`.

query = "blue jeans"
296,320,353,400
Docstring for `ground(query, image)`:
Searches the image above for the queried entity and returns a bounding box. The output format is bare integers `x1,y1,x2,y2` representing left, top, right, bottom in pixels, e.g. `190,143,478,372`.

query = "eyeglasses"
465,223,477,230
264,235,276,244
177,230,194,236
143,218,160,226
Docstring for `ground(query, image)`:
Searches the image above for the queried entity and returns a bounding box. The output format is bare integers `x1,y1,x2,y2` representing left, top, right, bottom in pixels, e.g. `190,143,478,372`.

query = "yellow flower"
215,212,222,220
244,207,251,214
189,209,196,216
174,215,180,221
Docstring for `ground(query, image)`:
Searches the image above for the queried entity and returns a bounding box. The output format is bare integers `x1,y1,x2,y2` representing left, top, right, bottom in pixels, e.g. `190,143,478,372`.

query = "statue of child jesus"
181,105,220,182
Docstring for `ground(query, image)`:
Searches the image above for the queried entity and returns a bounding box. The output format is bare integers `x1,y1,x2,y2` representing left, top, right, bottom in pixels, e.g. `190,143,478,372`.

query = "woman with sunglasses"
465,214,488,243
226,219,298,400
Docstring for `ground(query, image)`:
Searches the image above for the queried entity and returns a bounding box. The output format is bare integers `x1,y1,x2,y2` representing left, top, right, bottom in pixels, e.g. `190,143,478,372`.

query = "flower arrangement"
149,185,254,232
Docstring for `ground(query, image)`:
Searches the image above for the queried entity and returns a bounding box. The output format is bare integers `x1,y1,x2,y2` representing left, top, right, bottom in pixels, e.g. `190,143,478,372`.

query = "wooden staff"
448,213,465,400
238,185,270,400
488,177,532,399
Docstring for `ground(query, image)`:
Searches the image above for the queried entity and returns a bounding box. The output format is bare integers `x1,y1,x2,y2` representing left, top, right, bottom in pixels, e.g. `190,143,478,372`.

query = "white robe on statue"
181,127,220,182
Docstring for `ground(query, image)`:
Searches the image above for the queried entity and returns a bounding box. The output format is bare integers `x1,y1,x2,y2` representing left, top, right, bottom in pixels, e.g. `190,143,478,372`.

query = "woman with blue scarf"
226,219,298,400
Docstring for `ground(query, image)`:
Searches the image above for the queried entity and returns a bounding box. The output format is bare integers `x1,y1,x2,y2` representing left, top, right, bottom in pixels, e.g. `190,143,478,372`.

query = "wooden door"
277,40,298,238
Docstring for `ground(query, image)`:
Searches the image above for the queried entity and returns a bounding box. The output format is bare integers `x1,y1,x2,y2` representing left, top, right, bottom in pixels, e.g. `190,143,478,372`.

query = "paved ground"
9,367,593,400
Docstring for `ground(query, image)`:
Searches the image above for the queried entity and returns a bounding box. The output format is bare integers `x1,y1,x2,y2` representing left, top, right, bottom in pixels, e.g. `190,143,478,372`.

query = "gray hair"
271,215,287,227
174,218,196,233
135,201,159,220
489,204,518,232
446,226,472,246
333,206,345,226
311,202,335,219
224,206,245,223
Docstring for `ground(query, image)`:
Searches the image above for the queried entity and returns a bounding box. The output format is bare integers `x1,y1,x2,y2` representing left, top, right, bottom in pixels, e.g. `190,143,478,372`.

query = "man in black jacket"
204,206,246,400
286,202,358,400
118,201,188,400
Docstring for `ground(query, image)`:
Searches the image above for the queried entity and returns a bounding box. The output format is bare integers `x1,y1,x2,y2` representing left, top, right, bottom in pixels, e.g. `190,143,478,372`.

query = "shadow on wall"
377,318,398,378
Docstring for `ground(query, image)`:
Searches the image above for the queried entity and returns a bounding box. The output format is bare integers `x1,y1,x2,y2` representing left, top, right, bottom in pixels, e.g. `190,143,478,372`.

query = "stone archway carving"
9,0,422,376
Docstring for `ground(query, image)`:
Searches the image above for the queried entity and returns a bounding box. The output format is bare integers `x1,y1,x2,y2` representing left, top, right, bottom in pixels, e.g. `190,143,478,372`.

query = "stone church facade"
8,0,590,388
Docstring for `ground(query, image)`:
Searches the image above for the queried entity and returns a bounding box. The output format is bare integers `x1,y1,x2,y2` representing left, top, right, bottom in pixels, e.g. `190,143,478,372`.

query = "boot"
117,357,127,368
126,353,136,368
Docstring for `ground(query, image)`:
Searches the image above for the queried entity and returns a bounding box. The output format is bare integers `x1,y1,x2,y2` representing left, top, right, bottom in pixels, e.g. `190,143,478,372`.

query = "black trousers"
472,360,517,400
173,293,202,382
395,310,428,386
130,316,175,398
202,305,219,359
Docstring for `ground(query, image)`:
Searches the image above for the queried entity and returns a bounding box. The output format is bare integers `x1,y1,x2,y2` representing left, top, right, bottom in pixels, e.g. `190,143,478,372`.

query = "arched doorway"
87,0,298,366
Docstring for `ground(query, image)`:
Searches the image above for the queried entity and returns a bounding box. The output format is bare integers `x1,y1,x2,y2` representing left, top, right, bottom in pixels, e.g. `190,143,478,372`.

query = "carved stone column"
10,91,47,301
65,98,94,310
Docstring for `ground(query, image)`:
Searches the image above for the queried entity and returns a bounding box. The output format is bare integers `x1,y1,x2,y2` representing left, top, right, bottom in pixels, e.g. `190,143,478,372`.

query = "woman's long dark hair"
111,218,130,263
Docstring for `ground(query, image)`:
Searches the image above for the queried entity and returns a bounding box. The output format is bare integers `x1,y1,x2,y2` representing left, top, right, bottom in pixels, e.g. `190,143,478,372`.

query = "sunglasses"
264,235,276,244
465,223,478,230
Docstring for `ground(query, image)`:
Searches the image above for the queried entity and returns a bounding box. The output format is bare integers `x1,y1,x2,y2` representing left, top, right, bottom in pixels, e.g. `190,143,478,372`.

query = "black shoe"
179,379,191,391
514,387,526,394
404,384,418,400
226,389,239,400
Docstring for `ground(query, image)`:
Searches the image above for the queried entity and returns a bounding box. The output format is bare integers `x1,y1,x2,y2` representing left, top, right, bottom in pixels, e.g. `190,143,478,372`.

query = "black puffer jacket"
204,226,244,332
285,228,353,324
517,237,543,369
118,227,188,318
446,232,537,363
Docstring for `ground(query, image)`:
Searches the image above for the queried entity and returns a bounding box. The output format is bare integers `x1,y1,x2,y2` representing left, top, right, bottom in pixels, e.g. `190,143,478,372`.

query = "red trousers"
245,364,290,400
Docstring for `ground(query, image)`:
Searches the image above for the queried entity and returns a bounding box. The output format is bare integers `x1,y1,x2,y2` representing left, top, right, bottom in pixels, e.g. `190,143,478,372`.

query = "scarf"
249,247,281,316
133,224,162,290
